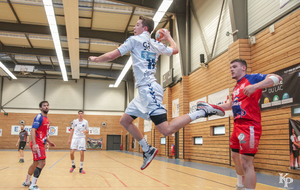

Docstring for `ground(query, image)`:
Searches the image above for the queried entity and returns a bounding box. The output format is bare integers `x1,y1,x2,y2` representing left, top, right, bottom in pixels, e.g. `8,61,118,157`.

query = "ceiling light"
109,0,173,88
0,61,17,79
43,0,68,81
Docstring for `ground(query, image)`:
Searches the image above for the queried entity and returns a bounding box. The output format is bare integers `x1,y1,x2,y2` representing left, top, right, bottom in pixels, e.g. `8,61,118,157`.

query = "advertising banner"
260,63,300,110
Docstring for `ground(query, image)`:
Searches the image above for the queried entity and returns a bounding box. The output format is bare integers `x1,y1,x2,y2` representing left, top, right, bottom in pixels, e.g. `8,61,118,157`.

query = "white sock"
138,138,150,152
80,161,83,169
188,110,205,121
20,157,24,159
31,176,38,187
245,189,255,190
25,174,31,183
236,174,244,187
71,160,75,166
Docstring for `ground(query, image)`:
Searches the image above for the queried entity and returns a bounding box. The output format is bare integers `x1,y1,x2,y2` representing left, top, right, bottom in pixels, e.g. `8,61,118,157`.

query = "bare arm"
16,138,20,147
46,136,55,147
219,99,232,111
160,29,178,55
88,49,121,62
31,128,37,153
243,74,282,97
68,129,74,145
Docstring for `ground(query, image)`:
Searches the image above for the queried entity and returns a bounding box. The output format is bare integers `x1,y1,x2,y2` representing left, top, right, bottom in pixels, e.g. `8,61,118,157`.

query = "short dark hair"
39,101,49,108
78,110,84,113
230,59,247,69
139,15,154,33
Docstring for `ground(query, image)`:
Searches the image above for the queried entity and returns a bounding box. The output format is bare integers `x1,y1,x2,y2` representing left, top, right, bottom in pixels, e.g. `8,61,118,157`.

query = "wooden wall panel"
0,113,124,151
157,8,300,178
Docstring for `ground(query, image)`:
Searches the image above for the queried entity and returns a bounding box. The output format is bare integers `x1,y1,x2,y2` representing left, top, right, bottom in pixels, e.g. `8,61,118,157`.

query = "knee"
119,117,131,128
160,128,171,136
240,159,253,171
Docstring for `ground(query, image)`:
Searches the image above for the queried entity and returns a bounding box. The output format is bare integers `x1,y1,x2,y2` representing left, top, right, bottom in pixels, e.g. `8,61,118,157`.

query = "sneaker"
141,146,158,170
19,159,22,163
235,185,245,190
22,181,31,187
79,168,85,174
69,166,75,173
21,159,24,163
196,101,225,117
29,185,40,190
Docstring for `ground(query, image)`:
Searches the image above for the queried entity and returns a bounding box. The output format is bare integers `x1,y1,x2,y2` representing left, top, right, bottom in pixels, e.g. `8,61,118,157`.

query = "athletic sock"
71,160,75,167
245,189,255,190
20,157,24,160
138,138,150,152
188,110,206,121
25,174,31,183
236,174,244,187
80,161,83,169
31,177,38,187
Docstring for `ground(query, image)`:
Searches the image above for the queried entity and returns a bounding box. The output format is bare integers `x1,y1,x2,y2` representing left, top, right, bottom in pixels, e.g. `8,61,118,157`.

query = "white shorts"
125,82,167,120
70,138,86,151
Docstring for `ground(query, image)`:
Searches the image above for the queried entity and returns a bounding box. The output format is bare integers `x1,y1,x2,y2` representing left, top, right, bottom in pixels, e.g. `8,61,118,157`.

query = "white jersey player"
89,15,224,170
68,110,89,174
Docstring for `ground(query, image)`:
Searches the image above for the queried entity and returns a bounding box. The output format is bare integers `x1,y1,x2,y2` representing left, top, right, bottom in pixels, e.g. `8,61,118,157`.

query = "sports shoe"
79,168,86,174
29,185,40,190
141,146,158,170
196,101,225,117
69,166,75,173
22,181,31,187
235,185,245,190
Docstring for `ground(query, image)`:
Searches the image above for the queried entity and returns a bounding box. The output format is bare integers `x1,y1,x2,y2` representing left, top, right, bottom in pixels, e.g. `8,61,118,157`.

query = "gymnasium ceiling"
0,0,173,80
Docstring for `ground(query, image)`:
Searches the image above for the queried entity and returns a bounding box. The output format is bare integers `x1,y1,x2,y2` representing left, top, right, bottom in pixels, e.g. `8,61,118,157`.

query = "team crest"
238,133,246,144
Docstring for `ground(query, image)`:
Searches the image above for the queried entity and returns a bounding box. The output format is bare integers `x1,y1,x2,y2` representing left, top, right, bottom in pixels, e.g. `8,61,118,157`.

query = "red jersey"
31,113,50,145
231,74,267,122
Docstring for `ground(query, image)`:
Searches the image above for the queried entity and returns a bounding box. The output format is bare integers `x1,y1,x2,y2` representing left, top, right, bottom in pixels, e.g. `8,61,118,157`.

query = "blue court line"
48,153,68,169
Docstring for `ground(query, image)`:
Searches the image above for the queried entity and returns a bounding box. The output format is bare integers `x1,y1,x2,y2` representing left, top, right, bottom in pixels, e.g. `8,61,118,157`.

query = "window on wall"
292,106,300,116
194,137,203,145
161,137,166,145
211,126,225,136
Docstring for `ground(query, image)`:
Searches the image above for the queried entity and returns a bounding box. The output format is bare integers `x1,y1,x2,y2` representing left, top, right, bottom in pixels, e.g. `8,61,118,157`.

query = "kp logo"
279,173,293,189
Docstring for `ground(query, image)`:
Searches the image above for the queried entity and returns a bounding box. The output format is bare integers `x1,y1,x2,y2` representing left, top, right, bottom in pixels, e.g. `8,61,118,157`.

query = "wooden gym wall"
160,9,300,177
0,113,124,151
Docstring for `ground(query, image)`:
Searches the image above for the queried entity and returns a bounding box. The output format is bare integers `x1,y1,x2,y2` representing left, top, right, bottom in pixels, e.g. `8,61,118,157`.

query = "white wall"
2,77,44,109
191,0,233,71
46,79,83,110
0,77,126,113
84,79,125,111
172,19,182,80
248,0,300,35
160,55,170,87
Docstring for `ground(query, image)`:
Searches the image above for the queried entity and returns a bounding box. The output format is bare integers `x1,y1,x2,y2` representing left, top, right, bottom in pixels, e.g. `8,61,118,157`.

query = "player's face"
40,103,49,114
230,62,246,80
78,112,84,119
134,20,146,36
21,125,24,130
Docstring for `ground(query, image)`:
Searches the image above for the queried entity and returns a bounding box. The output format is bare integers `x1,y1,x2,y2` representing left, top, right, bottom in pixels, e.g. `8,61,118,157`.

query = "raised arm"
243,74,282,97
88,49,121,63
160,29,178,55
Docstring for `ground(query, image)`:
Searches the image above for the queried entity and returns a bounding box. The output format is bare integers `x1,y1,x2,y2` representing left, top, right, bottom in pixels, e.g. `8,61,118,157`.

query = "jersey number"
147,59,156,69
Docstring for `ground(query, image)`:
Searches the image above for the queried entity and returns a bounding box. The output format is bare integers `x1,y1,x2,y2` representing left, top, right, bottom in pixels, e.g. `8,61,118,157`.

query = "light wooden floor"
0,150,284,190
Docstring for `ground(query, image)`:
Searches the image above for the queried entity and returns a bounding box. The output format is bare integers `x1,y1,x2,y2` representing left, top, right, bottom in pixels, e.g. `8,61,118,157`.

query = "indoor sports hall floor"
1,150,299,190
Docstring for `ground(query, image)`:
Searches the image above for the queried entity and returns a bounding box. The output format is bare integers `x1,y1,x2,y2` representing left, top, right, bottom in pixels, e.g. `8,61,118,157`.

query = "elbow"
172,48,179,55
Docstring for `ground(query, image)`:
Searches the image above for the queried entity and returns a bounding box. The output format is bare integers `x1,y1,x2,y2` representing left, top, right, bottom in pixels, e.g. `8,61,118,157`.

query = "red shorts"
230,120,262,154
30,142,46,161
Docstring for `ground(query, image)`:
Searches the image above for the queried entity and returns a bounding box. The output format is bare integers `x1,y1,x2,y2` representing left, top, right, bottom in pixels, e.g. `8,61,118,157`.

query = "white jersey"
118,31,173,88
71,118,89,138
